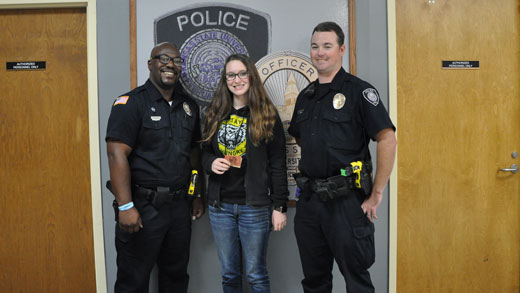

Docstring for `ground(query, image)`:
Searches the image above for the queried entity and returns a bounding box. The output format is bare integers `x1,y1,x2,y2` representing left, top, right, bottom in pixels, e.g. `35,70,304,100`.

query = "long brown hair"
201,54,277,146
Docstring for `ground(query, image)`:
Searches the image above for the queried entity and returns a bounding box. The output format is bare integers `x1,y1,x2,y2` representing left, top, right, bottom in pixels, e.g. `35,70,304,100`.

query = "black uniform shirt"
288,68,395,179
106,79,201,188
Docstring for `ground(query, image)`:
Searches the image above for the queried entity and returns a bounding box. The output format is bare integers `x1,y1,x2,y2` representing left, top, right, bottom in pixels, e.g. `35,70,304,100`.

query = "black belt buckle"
132,185,184,209
152,186,181,209
132,185,155,201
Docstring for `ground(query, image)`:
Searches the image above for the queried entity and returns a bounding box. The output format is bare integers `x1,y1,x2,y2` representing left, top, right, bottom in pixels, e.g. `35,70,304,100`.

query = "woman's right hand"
211,158,231,174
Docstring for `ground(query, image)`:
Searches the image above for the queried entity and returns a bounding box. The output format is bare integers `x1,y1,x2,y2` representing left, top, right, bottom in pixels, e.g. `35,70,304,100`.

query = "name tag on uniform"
151,116,162,121
225,155,242,168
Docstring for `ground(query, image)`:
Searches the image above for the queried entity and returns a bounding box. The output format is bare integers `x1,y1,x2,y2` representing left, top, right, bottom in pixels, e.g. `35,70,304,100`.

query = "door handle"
499,164,518,174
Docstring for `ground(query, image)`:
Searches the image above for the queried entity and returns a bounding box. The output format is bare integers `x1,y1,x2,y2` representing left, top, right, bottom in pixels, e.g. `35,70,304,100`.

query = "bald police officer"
106,42,204,293
288,22,397,292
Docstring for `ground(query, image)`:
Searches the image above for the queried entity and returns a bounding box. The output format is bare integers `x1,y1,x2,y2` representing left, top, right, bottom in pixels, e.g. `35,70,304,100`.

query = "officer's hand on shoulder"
118,208,143,233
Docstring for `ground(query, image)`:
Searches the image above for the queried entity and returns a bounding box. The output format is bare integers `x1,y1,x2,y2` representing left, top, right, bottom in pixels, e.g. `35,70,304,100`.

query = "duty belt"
132,185,186,209
133,185,186,200
293,161,373,202
293,173,353,202
312,175,355,202
106,180,187,210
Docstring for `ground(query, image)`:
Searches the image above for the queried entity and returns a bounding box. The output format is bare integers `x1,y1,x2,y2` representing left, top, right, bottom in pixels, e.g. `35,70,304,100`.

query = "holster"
293,173,312,199
112,199,119,222
360,169,373,196
341,161,374,196
106,181,119,221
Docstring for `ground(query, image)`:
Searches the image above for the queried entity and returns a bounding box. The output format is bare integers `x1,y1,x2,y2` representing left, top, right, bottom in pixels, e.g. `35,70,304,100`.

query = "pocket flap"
353,223,375,239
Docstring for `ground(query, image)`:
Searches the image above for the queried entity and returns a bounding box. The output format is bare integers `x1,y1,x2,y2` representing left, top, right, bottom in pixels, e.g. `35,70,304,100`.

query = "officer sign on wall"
154,4,271,105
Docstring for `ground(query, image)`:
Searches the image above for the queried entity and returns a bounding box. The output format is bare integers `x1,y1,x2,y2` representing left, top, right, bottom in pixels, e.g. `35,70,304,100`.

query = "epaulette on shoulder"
174,82,193,99
175,83,198,105
132,84,147,94
344,72,371,89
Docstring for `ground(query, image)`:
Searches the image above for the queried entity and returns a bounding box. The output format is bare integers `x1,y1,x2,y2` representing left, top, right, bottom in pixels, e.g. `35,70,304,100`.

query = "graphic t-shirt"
218,106,248,204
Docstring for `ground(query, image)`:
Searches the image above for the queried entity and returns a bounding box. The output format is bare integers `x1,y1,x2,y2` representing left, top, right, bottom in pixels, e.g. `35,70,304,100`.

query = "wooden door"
396,0,519,292
0,8,96,292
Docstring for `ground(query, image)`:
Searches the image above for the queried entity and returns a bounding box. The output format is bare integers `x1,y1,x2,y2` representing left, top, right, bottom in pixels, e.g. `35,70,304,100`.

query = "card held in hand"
225,155,242,168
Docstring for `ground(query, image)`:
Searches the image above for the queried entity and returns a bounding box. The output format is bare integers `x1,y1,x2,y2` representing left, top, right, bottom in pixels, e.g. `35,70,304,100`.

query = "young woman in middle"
201,54,289,293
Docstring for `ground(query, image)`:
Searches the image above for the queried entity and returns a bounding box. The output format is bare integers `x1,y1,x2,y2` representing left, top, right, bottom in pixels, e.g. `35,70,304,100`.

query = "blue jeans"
209,203,271,293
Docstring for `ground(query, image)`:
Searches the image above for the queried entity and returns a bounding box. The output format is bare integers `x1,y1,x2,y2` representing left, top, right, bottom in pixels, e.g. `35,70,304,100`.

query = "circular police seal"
179,29,248,103
363,88,380,106
333,93,346,109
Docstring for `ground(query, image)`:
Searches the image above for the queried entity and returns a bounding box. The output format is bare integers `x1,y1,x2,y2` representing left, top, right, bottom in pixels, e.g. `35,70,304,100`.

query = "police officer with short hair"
288,22,397,292
106,42,204,293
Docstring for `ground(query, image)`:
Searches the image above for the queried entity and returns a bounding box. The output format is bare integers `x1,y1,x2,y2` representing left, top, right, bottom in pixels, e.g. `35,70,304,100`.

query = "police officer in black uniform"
288,22,397,292
106,42,204,293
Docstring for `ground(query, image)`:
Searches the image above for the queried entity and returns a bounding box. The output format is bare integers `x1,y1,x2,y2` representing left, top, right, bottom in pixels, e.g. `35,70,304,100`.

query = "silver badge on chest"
183,102,192,117
333,93,346,110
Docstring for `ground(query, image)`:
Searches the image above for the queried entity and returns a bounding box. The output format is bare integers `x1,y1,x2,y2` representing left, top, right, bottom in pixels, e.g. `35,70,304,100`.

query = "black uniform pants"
114,194,192,293
294,190,375,293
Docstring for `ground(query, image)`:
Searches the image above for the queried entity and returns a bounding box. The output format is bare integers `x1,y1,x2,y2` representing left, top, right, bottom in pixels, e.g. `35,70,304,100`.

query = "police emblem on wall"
155,4,271,105
256,51,317,189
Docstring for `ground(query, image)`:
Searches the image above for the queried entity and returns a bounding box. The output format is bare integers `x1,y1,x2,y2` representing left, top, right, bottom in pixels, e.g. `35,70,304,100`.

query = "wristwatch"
273,205,287,213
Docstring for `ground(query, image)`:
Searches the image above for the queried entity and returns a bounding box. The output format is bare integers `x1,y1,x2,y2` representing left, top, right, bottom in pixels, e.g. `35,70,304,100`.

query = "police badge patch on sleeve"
362,88,379,106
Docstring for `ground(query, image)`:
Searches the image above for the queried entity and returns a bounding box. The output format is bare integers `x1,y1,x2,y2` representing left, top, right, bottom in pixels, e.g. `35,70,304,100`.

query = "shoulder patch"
362,88,379,106
114,96,129,106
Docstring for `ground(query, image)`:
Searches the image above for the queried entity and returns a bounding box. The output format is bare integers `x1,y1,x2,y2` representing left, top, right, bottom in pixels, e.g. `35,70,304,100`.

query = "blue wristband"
118,201,134,211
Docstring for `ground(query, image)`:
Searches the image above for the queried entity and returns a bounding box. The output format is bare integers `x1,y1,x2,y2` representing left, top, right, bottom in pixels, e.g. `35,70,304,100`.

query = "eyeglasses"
225,71,249,81
151,54,184,66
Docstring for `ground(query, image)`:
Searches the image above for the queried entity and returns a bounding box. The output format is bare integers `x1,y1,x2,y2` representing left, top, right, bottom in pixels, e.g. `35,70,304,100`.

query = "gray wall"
356,1,390,291
97,0,389,292
96,0,131,288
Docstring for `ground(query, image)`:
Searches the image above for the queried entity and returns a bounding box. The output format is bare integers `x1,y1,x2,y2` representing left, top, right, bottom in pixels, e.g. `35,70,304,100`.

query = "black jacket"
202,112,289,208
